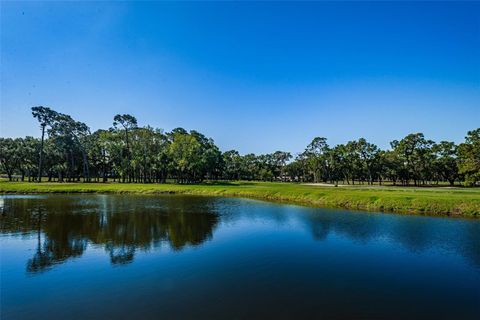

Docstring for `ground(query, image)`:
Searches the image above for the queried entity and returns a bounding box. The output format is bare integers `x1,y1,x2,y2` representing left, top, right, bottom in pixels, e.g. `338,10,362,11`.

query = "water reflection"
0,195,219,272
2,195,479,320
1,195,479,274
203,197,480,269
300,210,480,268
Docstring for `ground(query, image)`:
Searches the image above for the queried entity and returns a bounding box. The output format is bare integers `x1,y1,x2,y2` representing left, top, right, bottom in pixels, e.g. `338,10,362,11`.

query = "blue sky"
1,1,479,154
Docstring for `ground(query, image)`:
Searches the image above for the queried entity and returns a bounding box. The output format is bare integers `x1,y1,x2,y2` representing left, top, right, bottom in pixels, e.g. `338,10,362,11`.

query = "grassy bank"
1,180,479,217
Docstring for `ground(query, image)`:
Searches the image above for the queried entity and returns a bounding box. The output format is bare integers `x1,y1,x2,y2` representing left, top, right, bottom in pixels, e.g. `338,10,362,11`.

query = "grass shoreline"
1,181,479,217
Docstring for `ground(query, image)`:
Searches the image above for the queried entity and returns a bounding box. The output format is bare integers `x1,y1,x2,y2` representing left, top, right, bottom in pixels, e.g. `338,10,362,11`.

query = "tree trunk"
37,124,46,182
80,148,89,182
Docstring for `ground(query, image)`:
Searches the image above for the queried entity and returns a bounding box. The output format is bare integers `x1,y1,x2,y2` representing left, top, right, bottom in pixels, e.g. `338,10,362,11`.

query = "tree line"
0,106,479,186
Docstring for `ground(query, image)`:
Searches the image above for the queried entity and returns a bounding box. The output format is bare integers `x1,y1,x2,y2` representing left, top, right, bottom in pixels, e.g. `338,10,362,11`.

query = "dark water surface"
1,195,479,320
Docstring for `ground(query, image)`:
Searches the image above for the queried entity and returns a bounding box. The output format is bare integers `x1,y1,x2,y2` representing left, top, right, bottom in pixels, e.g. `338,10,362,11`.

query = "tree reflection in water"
1,195,479,273
0,195,219,272
300,209,480,268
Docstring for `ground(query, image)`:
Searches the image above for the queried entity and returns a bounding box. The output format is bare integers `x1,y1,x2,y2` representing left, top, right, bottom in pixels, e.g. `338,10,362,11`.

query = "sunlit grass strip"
1,181,479,217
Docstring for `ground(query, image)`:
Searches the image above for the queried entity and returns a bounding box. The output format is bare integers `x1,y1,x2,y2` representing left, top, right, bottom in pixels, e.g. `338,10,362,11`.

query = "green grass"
1,180,479,217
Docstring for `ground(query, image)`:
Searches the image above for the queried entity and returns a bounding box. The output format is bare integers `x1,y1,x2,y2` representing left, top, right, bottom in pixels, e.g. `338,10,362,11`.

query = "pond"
1,195,479,319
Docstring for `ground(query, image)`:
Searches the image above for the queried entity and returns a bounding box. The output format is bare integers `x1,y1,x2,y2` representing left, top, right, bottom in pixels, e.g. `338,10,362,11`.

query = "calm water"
1,195,479,320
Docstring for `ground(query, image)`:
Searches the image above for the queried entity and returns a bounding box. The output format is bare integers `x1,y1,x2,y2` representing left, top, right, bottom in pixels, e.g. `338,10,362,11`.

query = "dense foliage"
1,107,479,186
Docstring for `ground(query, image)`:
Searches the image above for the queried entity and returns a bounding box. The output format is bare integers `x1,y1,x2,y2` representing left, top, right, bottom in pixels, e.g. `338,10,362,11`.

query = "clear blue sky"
1,1,479,154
